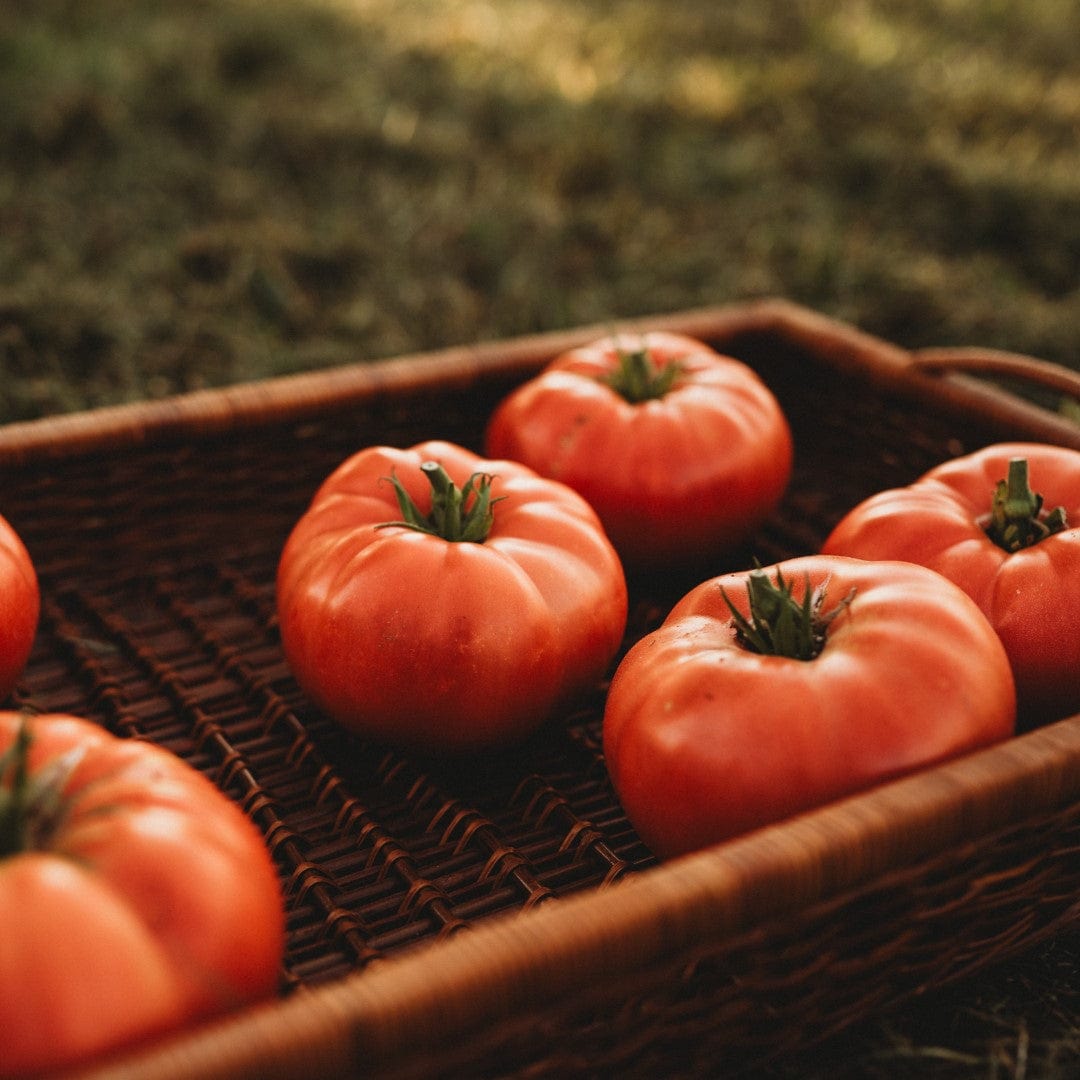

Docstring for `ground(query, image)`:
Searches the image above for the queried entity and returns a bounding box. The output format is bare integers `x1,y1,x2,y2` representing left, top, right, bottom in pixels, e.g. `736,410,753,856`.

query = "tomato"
822,442,1080,725
602,556,1015,859
0,712,284,1077
0,513,38,701
276,440,628,752
484,332,793,571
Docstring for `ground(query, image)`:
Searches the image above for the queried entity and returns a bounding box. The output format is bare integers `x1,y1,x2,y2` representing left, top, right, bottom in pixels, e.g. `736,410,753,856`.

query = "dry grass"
2,0,1080,421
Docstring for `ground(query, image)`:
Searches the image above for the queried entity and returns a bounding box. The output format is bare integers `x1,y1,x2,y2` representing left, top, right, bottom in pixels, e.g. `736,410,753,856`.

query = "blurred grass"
1,0,1079,423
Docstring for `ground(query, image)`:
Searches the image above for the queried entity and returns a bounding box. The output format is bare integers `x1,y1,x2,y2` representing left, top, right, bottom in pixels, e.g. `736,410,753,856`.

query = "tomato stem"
721,565,853,661
0,720,32,857
378,462,503,543
0,719,79,859
600,346,682,403
984,457,1068,552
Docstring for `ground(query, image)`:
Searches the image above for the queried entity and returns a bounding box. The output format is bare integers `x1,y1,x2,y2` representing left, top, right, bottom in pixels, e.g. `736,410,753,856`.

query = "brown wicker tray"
7,299,1080,1079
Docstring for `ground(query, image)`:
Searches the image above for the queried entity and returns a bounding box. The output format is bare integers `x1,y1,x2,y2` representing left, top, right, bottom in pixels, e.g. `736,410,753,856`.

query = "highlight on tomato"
822,442,1080,726
602,556,1016,860
0,712,284,1078
276,440,628,752
0,513,39,701
484,331,793,572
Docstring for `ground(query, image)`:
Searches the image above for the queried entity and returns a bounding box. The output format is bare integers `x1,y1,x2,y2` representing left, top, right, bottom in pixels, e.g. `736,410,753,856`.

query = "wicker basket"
7,299,1080,1079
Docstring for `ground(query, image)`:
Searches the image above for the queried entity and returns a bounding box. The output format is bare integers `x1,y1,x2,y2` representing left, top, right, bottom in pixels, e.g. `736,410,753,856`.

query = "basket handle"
909,347,1080,403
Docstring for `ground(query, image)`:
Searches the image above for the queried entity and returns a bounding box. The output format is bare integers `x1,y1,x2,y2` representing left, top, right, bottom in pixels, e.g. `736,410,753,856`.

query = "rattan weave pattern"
5,299,1080,1078
399,793,1080,1078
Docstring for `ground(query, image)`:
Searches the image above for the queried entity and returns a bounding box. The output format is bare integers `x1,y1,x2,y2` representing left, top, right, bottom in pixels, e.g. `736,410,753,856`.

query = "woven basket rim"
9,297,1077,461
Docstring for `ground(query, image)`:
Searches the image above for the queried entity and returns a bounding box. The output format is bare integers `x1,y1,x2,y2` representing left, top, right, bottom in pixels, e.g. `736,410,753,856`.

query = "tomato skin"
484,332,793,570
602,556,1015,859
276,440,628,751
0,514,38,701
0,713,284,1078
0,855,188,1077
822,442,1080,725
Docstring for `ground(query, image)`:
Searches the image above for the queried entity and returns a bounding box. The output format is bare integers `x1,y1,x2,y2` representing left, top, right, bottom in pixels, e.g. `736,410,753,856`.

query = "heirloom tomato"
0,712,284,1078
603,556,1015,859
276,440,628,752
484,332,793,571
823,442,1080,725
0,514,38,701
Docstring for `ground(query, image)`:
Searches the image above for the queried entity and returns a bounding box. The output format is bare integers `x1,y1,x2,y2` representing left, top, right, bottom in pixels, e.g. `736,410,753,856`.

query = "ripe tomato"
0,513,38,701
484,332,793,571
0,712,284,1077
602,556,1015,859
822,442,1080,725
276,440,628,752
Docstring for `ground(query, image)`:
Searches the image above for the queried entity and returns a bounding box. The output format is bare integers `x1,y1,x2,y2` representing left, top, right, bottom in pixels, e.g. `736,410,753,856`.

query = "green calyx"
600,346,682,403
379,461,503,543
0,719,73,859
721,565,854,661
984,457,1068,553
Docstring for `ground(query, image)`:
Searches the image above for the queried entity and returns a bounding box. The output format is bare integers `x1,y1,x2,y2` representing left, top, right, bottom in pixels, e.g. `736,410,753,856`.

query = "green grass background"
2,0,1079,423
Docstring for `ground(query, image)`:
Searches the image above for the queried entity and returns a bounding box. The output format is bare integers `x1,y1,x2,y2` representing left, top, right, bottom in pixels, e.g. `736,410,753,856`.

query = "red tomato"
0,513,38,700
484,332,793,571
602,556,1015,859
0,712,284,1077
822,442,1080,725
276,440,628,751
